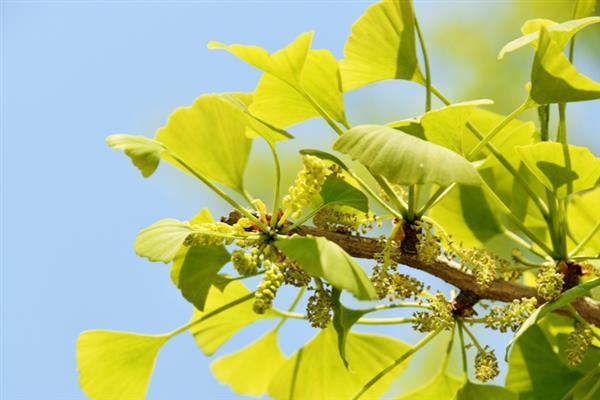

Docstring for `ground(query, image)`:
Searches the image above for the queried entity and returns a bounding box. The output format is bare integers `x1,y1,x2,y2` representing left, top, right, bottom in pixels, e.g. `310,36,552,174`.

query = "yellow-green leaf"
530,26,600,104
568,187,600,255
340,0,423,91
77,331,168,400
250,49,347,128
396,370,465,400
334,125,481,186
454,382,517,400
208,31,313,87
155,94,253,193
134,218,192,263
106,134,166,178
189,280,275,356
498,17,600,59
516,142,600,199
268,326,412,400
211,331,287,396
275,235,376,300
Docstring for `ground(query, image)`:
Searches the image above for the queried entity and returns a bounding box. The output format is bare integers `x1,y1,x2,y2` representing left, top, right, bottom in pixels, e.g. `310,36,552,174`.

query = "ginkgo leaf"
454,382,517,400
77,331,169,400
134,218,192,263
250,49,347,128
530,26,600,104
340,0,423,91
573,0,597,19
498,16,600,59
106,134,166,178
396,370,465,400
317,175,369,212
331,288,367,367
268,326,412,400
516,142,600,199
216,92,293,145
155,93,253,193
208,31,313,87
333,125,481,186
568,187,600,254
211,331,287,397
275,235,376,300
189,280,275,356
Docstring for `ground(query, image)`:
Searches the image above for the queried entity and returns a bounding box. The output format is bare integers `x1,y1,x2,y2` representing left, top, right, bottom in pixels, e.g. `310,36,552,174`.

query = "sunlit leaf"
333,125,481,186
568,188,600,255
134,218,192,263
317,175,369,212
77,331,168,400
299,148,351,172
106,134,166,178
396,370,464,400
211,330,287,397
250,49,347,128
573,0,597,19
275,235,376,300
516,142,600,199
498,17,600,59
208,31,313,87
189,280,275,356
530,26,600,104
454,381,517,400
268,326,412,400
155,93,253,193
506,326,582,400
340,0,423,91
331,288,368,367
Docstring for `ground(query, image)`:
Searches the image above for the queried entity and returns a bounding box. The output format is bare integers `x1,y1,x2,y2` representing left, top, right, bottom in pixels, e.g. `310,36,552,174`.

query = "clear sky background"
2,1,599,399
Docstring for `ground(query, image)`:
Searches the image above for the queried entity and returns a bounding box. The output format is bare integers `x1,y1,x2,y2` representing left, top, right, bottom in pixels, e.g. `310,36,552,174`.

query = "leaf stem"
557,103,567,144
269,144,282,228
415,18,432,112
352,327,443,400
458,321,469,378
407,185,417,221
300,88,345,136
373,175,409,218
442,324,456,372
416,184,455,218
274,287,306,332
569,223,600,258
462,323,484,352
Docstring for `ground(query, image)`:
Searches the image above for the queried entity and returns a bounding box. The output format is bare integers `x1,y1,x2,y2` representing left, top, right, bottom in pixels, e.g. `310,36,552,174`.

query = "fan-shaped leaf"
498,16,600,59
454,382,517,400
250,49,347,128
396,370,464,400
530,26,600,104
208,31,313,87
568,187,600,255
211,331,287,396
77,331,168,400
275,235,376,300
317,175,369,212
106,134,166,178
340,0,422,91
268,326,412,400
134,219,192,263
333,125,481,186
155,93,253,193
516,142,600,199
189,280,275,356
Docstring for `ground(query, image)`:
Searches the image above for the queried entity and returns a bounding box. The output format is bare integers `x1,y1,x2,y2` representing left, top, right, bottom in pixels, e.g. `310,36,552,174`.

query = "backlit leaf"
134,218,192,263
530,26,600,104
454,382,517,400
211,331,287,397
333,125,481,186
156,93,253,193
396,370,464,400
250,49,347,128
268,326,412,400
189,280,275,356
331,288,367,367
568,187,600,255
77,331,168,400
275,235,376,300
106,134,166,178
516,142,600,199
317,175,369,212
340,0,422,91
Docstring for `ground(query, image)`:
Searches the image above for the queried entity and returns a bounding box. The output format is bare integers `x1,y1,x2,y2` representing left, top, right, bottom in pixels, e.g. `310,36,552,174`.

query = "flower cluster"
474,348,500,382
372,265,424,301
280,259,311,287
253,260,284,314
483,297,538,333
306,287,333,328
231,249,260,276
566,323,593,367
460,248,510,289
536,262,564,301
412,293,454,332
313,206,377,234
184,222,236,246
415,220,441,263
282,155,331,219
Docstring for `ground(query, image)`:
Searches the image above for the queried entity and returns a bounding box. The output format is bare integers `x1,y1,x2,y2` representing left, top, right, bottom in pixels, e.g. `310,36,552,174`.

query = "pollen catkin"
415,220,441,263
184,222,234,246
536,263,564,301
313,206,377,234
253,261,284,314
461,248,510,289
306,288,333,329
484,297,537,333
231,249,259,276
283,155,330,219
412,293,454,332
281,259,311,287
475,348,500,382
566,323,593,367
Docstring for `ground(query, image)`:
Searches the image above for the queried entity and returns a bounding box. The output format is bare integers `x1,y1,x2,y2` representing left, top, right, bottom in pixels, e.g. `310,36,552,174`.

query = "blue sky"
2,1,599,399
